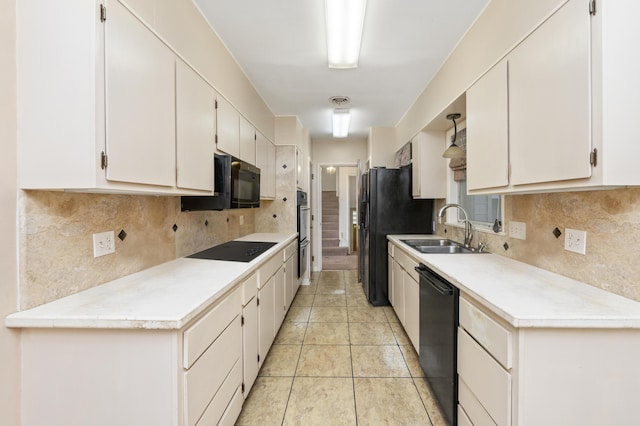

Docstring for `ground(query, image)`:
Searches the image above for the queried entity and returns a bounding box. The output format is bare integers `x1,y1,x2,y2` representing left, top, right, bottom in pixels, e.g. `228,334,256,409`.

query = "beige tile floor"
236,270,448,426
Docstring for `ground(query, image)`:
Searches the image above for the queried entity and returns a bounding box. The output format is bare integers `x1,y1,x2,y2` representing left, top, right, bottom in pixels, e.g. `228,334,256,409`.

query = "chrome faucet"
437,203,473,248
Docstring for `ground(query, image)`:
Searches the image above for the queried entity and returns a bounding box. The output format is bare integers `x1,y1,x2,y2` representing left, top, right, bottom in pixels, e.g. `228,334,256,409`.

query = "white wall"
312,137,368,165
368,127,397,168
0,0,20,423
321,167,337,192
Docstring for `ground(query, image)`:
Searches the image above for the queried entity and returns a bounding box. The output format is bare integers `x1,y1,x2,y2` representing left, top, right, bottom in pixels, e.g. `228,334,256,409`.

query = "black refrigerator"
359,165,434,306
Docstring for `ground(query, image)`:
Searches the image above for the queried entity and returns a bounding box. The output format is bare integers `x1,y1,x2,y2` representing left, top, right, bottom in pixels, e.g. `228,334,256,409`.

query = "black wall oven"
297,190,309,278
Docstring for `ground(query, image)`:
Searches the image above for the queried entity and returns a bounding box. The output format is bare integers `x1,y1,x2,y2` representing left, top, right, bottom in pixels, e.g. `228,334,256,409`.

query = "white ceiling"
194,0,489,140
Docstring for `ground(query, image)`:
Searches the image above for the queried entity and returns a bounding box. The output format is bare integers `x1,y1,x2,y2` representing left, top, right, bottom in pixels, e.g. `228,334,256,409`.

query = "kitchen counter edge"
388,234,640,329
5,233,297,330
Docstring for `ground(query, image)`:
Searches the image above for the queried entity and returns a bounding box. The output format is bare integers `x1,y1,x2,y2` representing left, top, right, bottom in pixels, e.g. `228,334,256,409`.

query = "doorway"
318,165,358,270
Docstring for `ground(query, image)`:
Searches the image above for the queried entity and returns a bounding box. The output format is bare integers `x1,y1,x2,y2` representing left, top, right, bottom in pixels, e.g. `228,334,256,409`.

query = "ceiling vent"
329,96,350,107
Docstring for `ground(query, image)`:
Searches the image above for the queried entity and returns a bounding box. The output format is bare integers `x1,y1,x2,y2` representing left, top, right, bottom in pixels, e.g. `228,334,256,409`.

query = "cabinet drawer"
195,359,242,426
394,249,419,283
242,273,258,306
458,328,511,426
217,385,244,426
284,240,297,261
459,296,513,369
183,288,241,369
259,251,282,288
185,315,241,426
459,377,498,426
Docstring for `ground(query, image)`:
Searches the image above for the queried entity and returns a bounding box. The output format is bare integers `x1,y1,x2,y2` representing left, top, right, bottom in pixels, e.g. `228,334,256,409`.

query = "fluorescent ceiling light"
332,109,351,138
325,0,367,69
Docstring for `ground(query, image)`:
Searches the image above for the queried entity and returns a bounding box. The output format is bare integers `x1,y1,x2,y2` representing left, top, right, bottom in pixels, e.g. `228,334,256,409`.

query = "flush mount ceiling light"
332,108,351,138
325,0,367,69
442,113,465,158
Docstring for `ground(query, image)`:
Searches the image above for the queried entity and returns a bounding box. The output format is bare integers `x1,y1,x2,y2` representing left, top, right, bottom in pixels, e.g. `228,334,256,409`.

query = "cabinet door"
388,255,395,306
274,265,286,330
404,273,420,353
508,0,591,185
467,60,509,191
411,131,447,199
285,254,296,312
105,0,175,186
176,60,215,191
256,132,276,199
242,296,259,398
239,116,256,165
392,259,405,324
216,96,240,158
258,276,275,367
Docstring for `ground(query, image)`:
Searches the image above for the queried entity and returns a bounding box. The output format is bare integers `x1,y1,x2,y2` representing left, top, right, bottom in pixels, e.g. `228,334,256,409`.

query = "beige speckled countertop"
388,234,640,328
5,233,297,330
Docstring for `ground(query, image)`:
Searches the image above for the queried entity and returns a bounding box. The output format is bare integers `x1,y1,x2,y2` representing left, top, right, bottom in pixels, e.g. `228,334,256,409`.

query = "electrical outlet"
509,221,526,240
93,231,115,257
564,228,587,255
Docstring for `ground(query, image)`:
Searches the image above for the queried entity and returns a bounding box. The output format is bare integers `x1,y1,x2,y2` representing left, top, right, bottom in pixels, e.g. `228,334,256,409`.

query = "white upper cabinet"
256,131,276,199
467,0,640,194
508,0,591,186
239,116,256,165
105,0,176,187
16,0,213,195
215,96,240,159
175,60,215,192
411,131,447,199
466,60,509,192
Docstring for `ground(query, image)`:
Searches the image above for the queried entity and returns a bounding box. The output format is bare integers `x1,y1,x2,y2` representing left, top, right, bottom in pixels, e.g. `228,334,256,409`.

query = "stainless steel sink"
400,238,480,254
412,245,475,254
401,239,456,247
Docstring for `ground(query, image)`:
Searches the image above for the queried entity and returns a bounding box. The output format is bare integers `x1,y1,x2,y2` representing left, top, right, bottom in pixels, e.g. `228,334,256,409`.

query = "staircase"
322,191,348,257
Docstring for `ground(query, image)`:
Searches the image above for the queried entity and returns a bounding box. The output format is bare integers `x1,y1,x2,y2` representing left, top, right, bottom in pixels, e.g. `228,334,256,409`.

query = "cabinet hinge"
100,4,107,22
242,383,245,393
215,99,218,109
101,151,108,170
215,134,218,144
257,354,260,363
311,173,315,180
256,297,259,306
241,315,244,326
590,148,598,167
311,255,315,262
589,0,596,15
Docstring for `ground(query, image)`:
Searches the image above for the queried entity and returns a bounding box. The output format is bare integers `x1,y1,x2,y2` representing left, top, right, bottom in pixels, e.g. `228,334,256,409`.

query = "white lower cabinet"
388,243,419,353
257,275,276,368
274,265,286,331
17,240,299,426
241,273,259,398
284,241,298,311
458,294,640,425
403,274,420,352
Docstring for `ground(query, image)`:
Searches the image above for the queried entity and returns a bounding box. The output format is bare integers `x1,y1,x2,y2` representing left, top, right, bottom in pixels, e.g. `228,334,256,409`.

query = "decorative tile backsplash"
436,187,640,302
18,191,255,309
20,185,640,310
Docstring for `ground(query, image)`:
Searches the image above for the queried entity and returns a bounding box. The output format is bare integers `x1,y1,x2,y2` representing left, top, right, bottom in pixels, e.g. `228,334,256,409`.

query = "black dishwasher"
415,263,459,425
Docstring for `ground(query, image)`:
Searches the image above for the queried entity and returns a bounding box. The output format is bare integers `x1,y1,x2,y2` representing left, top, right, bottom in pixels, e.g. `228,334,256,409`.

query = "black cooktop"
187,241,277,262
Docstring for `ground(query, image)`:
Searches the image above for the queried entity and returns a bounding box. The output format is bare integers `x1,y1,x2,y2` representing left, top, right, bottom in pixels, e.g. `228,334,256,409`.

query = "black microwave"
181,154,260,211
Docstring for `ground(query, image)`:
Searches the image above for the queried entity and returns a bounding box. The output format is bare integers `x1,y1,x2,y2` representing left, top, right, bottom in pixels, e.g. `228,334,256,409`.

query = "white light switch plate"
564,228,587,255
509,221,526,240
93,231,115,257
